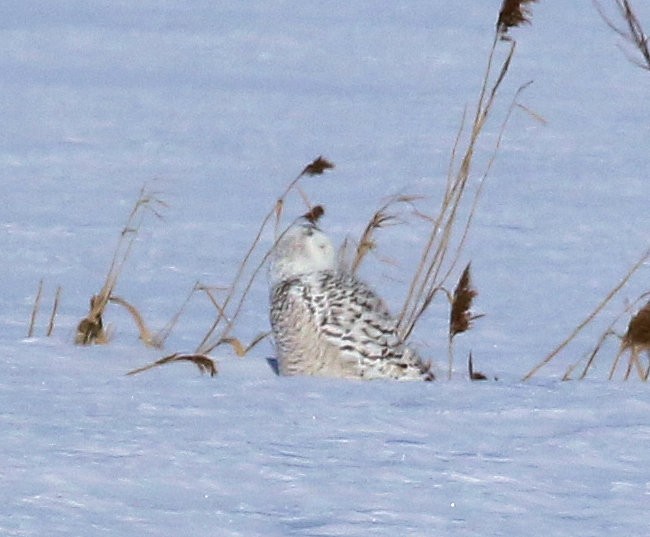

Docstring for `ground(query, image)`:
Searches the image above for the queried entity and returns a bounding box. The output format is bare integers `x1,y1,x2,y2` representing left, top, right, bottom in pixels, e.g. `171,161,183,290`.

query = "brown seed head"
302,156,335,176
449,263,479,339
303,204,325,224
497,0,538,36
623,301,650,349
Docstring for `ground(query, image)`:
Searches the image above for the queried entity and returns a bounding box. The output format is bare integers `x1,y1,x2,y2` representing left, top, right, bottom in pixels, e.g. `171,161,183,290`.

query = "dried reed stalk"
28,279,43,338
594,0,650,70
397,3,536,343
75,185,165,345
196,157,334,355
523,247,650,380
46,286,61,337
126,353,217,377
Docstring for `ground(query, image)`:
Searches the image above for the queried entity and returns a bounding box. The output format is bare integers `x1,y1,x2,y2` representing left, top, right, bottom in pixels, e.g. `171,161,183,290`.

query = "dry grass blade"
46,286,62,337
109,295,162,348
28,279,43,338
216,332,271,357
497,0,538,37
594,0,650,70
126,353,217,377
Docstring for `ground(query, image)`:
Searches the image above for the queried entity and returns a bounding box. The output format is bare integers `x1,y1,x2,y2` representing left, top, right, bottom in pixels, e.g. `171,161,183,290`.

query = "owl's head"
269,222,336,284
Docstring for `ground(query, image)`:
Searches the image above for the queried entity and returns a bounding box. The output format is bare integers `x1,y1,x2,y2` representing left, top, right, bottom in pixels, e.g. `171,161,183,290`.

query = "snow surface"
2,1,650,535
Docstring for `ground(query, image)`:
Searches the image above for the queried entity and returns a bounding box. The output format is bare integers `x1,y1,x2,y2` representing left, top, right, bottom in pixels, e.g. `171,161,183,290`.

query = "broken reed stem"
46,286,62,337
28,279,44,338
195,161,312,353
196,157,334,355
523,247,650,381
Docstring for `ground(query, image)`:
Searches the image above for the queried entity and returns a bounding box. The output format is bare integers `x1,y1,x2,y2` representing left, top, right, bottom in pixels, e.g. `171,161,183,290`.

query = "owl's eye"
305,227,314,237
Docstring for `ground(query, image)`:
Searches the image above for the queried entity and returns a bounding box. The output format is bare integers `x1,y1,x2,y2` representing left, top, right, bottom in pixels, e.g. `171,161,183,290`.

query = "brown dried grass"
523,248,650,381
196,156,335,355
397,6,537,346
610,300,650,380
27,279,43,338
46,286,61,337
447,263,483,379
75,185,165,345
497,0,538,37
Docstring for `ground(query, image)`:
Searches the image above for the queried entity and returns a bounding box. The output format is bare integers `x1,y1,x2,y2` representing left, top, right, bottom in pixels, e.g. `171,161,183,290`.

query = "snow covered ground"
2,1,650,535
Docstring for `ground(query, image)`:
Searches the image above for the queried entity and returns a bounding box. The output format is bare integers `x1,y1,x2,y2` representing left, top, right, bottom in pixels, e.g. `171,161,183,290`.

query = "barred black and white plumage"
268,222,434,381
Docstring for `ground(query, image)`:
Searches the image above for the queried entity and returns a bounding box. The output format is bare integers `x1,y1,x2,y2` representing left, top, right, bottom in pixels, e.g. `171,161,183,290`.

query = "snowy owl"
269,220,434,381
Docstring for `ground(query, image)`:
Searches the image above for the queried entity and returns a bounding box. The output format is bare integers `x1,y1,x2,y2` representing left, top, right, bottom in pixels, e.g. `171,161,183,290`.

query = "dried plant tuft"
126,353,217,377
446,263,482,379
449,263,482,339
75,296,108,345
498,0,538,37
623,301,650,348
615,301,650,380
303,204,325,224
